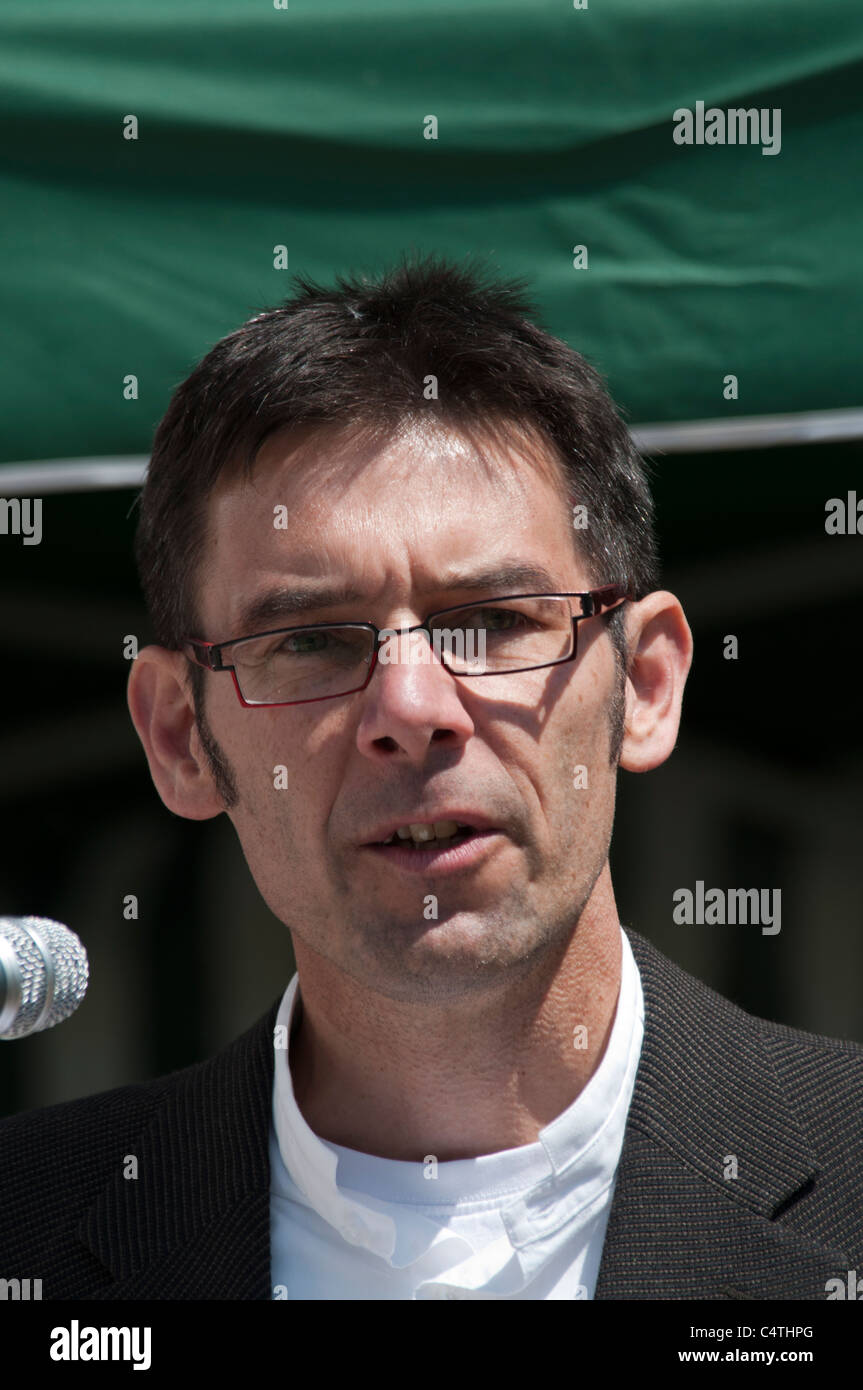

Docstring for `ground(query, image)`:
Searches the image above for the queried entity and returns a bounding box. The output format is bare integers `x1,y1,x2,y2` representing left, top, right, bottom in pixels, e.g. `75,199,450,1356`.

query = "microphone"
0,916,89,1040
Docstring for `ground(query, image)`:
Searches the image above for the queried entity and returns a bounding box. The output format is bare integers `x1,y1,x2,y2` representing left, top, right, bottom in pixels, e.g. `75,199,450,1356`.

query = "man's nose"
355,627,475,760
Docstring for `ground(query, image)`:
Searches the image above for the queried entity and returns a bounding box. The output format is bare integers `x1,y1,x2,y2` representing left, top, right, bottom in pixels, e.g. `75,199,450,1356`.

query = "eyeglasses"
182,585,631,708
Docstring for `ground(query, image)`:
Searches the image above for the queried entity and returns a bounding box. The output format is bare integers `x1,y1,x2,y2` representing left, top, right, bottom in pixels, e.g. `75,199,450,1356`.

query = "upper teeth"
382,820,467,845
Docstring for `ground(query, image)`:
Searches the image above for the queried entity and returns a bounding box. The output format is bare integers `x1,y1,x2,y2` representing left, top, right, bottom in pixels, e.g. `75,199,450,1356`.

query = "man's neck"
287,893,623,1163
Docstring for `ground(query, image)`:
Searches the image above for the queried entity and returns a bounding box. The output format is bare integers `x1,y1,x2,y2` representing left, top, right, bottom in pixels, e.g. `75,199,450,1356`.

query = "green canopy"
1,0,862,469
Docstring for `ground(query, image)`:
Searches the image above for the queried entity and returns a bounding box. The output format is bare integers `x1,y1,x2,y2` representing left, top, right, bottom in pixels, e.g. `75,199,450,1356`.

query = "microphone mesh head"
0,916,89,1039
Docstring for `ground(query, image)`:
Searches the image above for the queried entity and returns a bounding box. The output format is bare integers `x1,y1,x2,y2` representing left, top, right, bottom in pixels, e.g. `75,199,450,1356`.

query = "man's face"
192,421,624,1005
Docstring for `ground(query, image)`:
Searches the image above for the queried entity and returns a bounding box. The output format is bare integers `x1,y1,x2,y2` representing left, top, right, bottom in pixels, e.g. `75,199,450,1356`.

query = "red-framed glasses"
182,584,631,708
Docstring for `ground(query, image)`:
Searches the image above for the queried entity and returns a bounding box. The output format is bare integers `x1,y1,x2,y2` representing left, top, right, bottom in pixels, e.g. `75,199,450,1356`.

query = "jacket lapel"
78,997,281,1299
595,929,852,1299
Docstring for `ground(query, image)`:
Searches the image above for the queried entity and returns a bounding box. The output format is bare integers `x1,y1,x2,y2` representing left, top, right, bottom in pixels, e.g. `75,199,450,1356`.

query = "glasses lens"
430,596,573,674
229,625,375,704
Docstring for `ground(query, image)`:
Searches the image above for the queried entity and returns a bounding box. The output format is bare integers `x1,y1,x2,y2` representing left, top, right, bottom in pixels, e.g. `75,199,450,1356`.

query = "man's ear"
126,646,224,820
618,591,693,773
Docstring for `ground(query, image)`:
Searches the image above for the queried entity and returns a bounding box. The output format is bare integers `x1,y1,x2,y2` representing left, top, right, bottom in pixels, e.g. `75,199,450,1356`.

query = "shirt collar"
271,925,643,1268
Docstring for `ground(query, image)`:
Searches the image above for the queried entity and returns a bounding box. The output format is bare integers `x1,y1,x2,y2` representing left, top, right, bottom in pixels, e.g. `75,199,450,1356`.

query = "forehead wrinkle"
257,439,544,585
200,415,580,633
243,412,567,515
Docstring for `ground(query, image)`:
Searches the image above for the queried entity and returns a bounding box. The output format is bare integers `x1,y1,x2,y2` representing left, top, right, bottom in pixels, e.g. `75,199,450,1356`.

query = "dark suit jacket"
1,928,861,1299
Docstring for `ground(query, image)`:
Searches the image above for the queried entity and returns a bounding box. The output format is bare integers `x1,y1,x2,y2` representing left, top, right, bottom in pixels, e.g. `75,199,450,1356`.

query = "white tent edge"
0,407,861,494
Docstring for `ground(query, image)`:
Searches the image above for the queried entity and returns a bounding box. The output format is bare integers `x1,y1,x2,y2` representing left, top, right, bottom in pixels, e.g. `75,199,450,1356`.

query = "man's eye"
456,608,534,631
270,629,369,662
276,629,329,654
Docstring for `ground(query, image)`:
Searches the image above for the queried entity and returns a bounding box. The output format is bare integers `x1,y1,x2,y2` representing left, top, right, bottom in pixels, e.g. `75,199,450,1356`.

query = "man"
1,255,861,1299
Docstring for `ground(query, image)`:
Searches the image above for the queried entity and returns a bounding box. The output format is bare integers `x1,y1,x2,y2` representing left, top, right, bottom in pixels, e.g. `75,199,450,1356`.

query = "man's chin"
335,909,550,998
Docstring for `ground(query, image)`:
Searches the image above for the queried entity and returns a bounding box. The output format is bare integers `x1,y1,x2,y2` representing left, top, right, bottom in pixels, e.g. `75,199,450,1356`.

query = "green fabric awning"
1,0,861,467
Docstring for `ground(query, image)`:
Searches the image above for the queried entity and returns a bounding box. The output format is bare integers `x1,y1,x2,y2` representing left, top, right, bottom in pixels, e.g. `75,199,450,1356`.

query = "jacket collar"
79,997,280,1298
595,929,845,1299
80,928,846,1299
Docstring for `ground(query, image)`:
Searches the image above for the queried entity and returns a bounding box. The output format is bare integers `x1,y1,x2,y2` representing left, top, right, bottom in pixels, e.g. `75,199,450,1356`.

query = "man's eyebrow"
234,583,367,634
232,561,564,635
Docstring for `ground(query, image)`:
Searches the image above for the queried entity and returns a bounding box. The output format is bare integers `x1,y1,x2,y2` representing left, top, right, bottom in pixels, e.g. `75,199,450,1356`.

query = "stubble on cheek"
553,691,618,895
196,708,241,809
191,681,242,810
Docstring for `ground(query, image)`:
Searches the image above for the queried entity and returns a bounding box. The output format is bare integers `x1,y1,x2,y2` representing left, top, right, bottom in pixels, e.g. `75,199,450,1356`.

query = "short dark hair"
134,252,659,730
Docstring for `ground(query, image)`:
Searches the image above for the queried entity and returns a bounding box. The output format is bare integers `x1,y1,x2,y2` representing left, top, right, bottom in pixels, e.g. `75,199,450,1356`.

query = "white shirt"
270,924,643,1299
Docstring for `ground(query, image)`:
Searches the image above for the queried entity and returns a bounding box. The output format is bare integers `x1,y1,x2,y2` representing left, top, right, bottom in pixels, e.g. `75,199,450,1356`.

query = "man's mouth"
376,820,476,847
362,820,501,875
